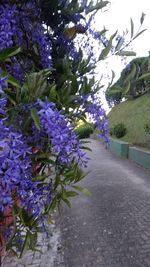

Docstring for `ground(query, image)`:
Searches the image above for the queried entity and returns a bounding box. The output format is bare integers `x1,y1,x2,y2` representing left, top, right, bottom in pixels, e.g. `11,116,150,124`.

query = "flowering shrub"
0,0,144,259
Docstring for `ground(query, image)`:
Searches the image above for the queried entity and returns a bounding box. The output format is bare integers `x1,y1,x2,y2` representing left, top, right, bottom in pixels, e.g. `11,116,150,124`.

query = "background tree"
106,55,150,107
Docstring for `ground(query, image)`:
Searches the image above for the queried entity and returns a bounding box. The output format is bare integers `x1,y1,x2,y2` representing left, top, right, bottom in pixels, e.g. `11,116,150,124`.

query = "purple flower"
80,94,109,144
7,61,24,82
57,33,80,60
0,4,17,50
32,24,52,68
37,99,88,166
0,1,53,77
0,75,7,94
126,63,131,71
72,13,82,23
0,117,52,217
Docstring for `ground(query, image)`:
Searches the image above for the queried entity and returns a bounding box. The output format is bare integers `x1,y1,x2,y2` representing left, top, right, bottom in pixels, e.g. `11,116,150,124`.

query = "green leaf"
123,81,131,95
140,12,145,25
115,37,124,52
65,191,79,197
46,196,57,213
81,140,91,144
21,209,32,226
29,232,37,250
57,201,63,215
0,47,21,61
30,108,40,130
20,231,30,258
72,186,92,197
74,168,91,184
35,152,51,160
7,75,20,88
87,1,109,13
99,31,117,60
22,69,51,101
97,29,108,36
49,84,57,99
117,51,136,56
133,29,147,41
40,158,55,165
108,88,122,95
64,26,77,39
130,18,134,38
9,248,18,258
138,72,150,80
80,146,92,151
47,215,54,224
5,94,17,105
108,70,115,88
62,198,71,208
2,71,20,88
54,175,61,189
32,175,46,181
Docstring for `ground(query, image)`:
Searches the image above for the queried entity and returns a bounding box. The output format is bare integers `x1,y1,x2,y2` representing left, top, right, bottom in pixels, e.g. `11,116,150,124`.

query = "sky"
94,0,150,111
96,0,150,56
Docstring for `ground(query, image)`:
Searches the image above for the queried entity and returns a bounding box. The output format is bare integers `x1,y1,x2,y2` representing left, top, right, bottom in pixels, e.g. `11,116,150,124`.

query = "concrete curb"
129,146,150,169
109,137,150,169
109,138,129,158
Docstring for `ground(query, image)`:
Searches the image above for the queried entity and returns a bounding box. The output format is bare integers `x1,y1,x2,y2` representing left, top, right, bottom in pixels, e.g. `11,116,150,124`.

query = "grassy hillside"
108,93,150,149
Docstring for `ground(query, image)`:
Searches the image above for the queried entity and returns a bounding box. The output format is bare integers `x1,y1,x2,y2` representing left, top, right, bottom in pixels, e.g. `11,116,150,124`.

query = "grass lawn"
108,93,150,149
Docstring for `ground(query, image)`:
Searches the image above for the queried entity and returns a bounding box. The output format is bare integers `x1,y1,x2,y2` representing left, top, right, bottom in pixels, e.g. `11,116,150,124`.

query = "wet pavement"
3,139,150,267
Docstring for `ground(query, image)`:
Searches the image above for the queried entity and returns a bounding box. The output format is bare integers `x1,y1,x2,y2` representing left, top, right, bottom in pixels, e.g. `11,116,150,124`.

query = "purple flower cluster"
81,94,109,143
0,75,7,94
57,33,80,61
0,97,7,116
32,24,52,68
0,4,17,49
0,120,29,211
7,61,24,82
71,13,82,23
0,118,52,216
0,92,88,215
37,99,87,166
0,76,52,216
0,0,52,78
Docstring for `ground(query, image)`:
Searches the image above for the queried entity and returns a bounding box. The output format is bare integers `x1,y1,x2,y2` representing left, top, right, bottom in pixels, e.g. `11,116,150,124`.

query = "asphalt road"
54,139,150,267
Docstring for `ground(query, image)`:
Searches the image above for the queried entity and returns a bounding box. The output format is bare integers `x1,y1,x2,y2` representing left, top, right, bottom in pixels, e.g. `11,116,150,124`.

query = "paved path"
54,140,150,267
3,139,150,267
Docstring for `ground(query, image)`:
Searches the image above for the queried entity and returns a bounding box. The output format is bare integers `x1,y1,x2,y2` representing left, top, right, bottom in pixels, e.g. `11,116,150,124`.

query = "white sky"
94,0,150,111
96,0,150,56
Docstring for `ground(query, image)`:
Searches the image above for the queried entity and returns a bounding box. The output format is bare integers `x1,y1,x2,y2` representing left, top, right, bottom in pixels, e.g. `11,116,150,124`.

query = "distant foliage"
144,123,150,135
75,123,94,139
113,123,127,138
109,127,114,136
106,56,150,107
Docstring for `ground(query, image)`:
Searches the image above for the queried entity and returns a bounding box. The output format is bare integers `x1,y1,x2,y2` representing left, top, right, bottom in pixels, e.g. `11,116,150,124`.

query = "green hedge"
75,123,94,139
113,122,127,138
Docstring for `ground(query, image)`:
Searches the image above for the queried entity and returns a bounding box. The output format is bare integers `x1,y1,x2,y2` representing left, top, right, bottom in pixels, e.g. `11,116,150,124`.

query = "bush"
109,127,114,136
113,123,127,138
144,123,150,135
75,123,94,139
